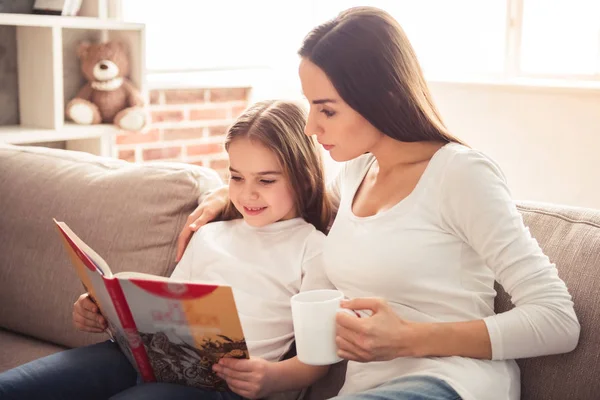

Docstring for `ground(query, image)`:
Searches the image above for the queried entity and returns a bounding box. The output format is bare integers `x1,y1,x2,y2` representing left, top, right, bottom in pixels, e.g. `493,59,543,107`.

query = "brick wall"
115,87,251,181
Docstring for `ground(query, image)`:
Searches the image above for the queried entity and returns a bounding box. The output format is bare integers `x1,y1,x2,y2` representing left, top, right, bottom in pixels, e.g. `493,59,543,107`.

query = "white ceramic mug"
291,289,354,365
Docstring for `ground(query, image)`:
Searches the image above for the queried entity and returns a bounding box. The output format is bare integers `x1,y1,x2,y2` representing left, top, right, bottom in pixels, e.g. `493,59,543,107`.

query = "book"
53,219,249,391
33,0,82,16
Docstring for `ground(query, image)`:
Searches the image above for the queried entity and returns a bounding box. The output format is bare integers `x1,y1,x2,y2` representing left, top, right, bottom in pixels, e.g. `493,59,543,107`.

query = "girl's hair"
219,100,331,234
299,6,465,145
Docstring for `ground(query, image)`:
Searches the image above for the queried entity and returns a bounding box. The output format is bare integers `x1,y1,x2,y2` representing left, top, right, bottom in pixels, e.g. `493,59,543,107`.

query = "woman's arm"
170,226,198,280
176,185,228,261
439,150,579,360
337,298,492,360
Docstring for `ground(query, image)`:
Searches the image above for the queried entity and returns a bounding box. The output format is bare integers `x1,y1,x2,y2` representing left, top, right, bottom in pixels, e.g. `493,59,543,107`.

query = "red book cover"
53,219,248,390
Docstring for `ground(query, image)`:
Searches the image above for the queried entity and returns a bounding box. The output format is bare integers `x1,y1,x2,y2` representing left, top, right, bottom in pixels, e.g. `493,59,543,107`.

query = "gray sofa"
1,143,599,399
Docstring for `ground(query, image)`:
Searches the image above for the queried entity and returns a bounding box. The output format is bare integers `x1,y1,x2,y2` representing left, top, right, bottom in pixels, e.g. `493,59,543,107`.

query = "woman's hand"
72,293,106,333
176,186,229,262
336,297,424,362
213,357,276,399
338,298,493,361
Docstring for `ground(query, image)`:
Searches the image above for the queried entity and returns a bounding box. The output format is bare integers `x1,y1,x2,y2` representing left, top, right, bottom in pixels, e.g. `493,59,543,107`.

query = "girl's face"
227,137,297,227
299,58,384,162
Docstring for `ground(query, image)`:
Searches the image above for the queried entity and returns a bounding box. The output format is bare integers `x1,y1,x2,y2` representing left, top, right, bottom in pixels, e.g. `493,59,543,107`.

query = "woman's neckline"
347,142,455,221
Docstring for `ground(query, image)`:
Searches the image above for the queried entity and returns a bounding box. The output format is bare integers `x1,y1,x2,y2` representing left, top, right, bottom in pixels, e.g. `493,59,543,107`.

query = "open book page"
53,219,154,381
117,278,249,391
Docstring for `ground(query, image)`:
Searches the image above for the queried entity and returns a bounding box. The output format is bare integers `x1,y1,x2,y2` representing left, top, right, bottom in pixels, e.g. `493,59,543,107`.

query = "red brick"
151,110,184,123
190,161,204,167
208,125,229,137
231,104,248,117
116,129,160,145
189,107,229,121
210,159,229,170
118,149,135,162
163,128,205,141
209,87,250,102
164,89,205,104
187,143,224,156
143,146,181,161
149,90,161,105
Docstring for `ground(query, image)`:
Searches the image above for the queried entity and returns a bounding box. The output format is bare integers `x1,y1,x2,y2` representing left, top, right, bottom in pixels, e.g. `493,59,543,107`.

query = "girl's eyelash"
230,176,274,184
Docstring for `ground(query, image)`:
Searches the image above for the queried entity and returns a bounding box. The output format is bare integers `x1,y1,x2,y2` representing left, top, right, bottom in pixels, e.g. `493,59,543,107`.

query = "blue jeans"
0,340,244,400
332,375,461,400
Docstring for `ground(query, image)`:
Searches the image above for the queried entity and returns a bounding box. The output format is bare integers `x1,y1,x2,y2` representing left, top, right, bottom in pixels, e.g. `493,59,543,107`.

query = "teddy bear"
66,41,147,132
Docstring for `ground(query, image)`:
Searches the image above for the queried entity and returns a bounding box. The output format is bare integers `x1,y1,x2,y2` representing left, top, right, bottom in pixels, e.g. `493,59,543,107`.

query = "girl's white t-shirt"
171,217,330,362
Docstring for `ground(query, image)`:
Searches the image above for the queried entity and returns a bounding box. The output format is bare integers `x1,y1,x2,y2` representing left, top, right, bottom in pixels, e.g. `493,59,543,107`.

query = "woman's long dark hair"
299,6,465,145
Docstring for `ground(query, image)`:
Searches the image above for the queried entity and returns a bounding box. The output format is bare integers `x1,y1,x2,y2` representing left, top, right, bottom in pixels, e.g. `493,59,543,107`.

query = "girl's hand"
176,186,229,262
336,297,423,362
72,293,106,333
213,357,275,399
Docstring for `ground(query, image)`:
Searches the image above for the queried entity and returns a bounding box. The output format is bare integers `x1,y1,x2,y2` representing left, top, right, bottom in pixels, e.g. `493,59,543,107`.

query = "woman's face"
299,58,383,162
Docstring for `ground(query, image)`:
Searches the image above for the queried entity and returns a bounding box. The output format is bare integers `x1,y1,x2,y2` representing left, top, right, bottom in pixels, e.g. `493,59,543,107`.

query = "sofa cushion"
0,328,67,373
496,201,600,400
0,144,222,349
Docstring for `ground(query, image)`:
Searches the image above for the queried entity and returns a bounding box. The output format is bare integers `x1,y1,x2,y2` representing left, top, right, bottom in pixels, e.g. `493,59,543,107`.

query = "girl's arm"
269,357,329,393
214,356,328,399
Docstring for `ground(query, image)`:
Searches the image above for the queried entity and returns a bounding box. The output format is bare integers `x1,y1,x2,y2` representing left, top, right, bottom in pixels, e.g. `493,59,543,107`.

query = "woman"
176,7,579,400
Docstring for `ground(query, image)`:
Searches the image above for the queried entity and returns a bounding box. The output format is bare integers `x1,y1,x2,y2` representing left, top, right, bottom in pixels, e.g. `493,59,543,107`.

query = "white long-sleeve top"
171,218,329,362
324,143,580,400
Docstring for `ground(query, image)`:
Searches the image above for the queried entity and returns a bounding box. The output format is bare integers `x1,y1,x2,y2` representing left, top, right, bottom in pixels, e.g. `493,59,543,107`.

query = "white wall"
254,72,600,210
429,81,600,209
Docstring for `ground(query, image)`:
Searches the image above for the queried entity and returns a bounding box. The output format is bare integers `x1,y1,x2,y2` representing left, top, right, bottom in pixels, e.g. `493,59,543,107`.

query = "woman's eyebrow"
312,99,337,105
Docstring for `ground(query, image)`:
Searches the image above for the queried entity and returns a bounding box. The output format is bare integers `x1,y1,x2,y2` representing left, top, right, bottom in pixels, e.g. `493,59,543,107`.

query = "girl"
0,100,332,400
177,7,580,400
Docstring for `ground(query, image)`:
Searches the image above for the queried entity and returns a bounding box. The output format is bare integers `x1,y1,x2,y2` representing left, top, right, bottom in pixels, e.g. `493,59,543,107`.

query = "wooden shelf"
0,124,118,144
0,10,145,157
0,13,143,30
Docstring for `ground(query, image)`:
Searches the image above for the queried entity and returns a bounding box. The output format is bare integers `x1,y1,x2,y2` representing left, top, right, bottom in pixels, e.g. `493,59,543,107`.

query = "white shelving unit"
0,2,145,157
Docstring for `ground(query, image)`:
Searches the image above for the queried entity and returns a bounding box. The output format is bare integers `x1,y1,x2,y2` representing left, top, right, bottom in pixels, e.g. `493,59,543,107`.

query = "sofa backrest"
0,144,222,348
496,202,600,400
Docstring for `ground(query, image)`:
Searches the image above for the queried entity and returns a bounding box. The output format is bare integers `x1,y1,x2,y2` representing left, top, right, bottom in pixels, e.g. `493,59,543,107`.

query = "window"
520,0,600,77
121,0,600,84
312,0,508,80
121,0,313,72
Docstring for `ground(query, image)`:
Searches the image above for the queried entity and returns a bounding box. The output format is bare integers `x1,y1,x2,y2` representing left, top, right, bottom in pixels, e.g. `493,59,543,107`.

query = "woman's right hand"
73,293,106,333
176,185,229,262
